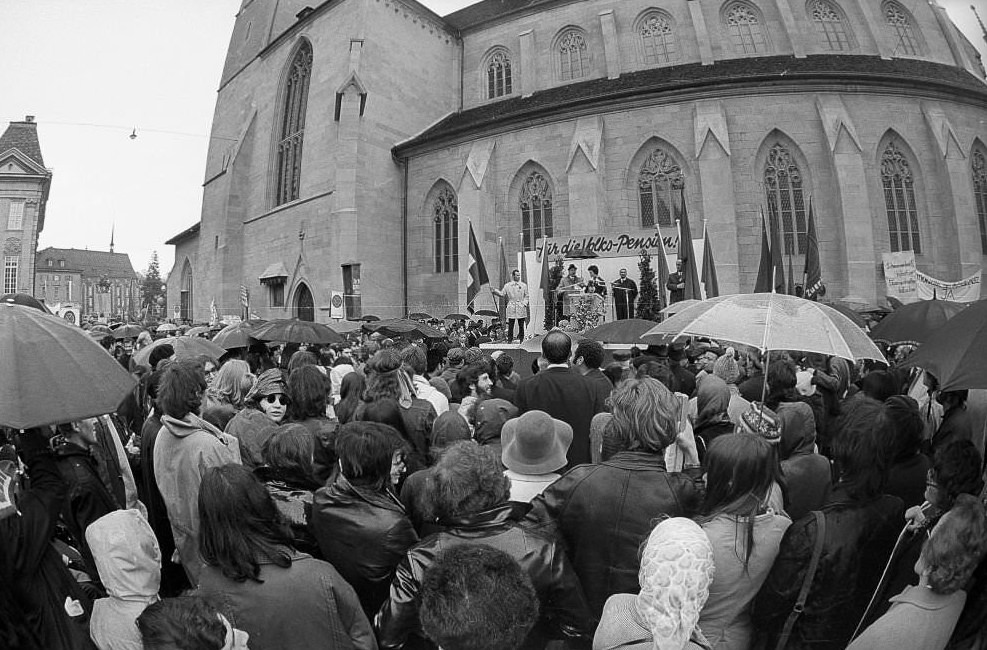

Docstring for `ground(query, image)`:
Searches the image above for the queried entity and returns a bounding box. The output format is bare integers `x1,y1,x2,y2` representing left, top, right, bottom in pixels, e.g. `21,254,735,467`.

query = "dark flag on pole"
701,222,719,299
677,188,702,300
467,222,489,313
803,197,822,300
768,208,786,293
754,211,773,293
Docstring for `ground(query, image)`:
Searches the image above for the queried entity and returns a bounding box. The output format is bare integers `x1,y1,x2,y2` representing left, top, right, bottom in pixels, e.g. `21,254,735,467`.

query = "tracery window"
638,147,684,228
972,149,987,254
884,2,922,56
764,144,808,255
724,2,768,54
180,260,194,322
639,12,677,65
558,30,588,81
486,50,513,99
881,141,921,254
520,172,553,250
432,186,459,274
810,0,852,51
274,41,313,206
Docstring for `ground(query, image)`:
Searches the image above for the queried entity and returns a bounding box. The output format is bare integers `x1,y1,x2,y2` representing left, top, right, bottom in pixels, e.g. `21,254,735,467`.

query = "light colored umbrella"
0,304,136,429
184,325,212,337
112,323,144,339
520,329,586,353
660,299,702,317
327,319,363,334
156,323,178,333
641,293,886,362
133,336,226,367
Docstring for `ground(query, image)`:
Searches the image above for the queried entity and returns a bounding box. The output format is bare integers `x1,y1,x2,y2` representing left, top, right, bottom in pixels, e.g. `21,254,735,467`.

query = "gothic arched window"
180,260,194,321
557,29,588,81
884,1,922,56
809,0,852,51
638,11,678,65
638,147,684,228
764,144,808,255
274,41,313,206
520,172,553,250
486,49,513,99
972,148,987,254
724,2,768,54
881,141,921,254
432,186,459,274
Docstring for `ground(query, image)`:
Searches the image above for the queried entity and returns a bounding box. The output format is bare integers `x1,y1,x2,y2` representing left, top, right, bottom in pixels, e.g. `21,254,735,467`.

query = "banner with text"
916,270,981,302
882,251,982,303
537,228,678,261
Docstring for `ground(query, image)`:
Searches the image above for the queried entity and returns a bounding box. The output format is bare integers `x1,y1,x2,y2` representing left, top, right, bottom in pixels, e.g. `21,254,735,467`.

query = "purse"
775,510,826,650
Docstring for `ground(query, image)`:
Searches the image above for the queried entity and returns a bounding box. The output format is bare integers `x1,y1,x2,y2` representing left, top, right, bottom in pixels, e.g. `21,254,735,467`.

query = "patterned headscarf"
737,402,782,445
245,369,286,404
636,517,715,650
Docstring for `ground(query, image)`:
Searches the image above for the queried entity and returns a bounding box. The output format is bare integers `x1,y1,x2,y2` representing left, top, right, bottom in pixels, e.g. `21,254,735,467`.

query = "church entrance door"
294,283,314,322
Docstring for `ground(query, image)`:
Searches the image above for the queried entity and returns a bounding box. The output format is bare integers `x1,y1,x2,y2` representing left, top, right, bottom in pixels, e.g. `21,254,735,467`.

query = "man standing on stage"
611,268,638,320
491,269,529,343
666,259,686,304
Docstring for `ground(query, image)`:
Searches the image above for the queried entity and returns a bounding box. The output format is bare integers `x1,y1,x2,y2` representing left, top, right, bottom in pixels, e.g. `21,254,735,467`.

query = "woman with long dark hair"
697,434,791,650
285,364,337,483
196,465,374,650
335,372,365,425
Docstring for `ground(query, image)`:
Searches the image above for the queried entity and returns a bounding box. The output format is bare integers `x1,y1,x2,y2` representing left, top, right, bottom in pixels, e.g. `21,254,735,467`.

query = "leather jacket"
312,475,418,619
752,488,904,650
529,450,704,618
375,501,592,649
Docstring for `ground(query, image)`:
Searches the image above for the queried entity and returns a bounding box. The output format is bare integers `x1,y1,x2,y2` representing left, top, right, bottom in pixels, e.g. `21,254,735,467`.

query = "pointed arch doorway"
294,283,315,322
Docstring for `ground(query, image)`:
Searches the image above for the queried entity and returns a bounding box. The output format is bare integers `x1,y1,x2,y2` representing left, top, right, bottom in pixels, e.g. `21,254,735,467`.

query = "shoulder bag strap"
775,510,826,650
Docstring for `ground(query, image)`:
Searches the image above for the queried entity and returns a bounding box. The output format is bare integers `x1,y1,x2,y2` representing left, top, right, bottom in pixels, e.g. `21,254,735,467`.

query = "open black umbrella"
250,319,344,345
359,315,380,322
0,304,136,429
113,323,144,339
1,293,52,314
903,300,987,391
211,320,266,350
364,319,446,339
583,318,658,344
444,313,469,321
869,299,966,346
408,312,433,321
133,336,226,366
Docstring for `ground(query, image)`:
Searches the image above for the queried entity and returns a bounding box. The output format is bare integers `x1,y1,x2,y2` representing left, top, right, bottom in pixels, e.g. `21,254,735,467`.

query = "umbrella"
90,324,112,334
184,325,212,337
364,319,446,339
868,299,966,346
820,302,867,329
521,329,586,353
211,320,265,350
583,318,658,344
902,300,987,391
133,336,226,367
1,293,53,314
444,313,469,321
359,315,380,322
156,323,178,333
0,304,137,429
660,299,702,317
641,293,886,362
250,319,344,345
113,324,144,339
327,319,363,334
408,312,433,321
474,309,500,317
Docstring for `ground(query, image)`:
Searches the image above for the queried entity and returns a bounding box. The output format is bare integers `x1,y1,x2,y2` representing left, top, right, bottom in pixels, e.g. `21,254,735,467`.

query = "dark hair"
861,370,898,403
335,421,397,491
137,596,227,650
287,350,318,375
830,398,895,500
541,331,572,365
335,372,366,425
333,355,353,367
198,465,294,583
148,343,175,371
765,359,797,409
587,265,599,274
262,423,317,484
574,339,605,370
697,434,781,571
363,349,406,402
495,354,515,378
883,395,924,461
421,545,538,650
400,344,428,376
636,361,678,393
426,342,448,374
201,403,237,432
286,365,328,421
158,360,207,419
931,440,984,510
455,361,494,399
357,399,409,439
425,442,510,521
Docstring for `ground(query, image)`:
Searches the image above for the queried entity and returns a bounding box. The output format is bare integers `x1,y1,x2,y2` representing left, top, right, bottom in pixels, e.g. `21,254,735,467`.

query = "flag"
768,208,786,293
539,238,552,322
754,211,773,293
676,188,702,300
701,222,720,299
654,227,671,310
803,197,822,300
786,254,795,296
466,221,489,313
497,237,508,321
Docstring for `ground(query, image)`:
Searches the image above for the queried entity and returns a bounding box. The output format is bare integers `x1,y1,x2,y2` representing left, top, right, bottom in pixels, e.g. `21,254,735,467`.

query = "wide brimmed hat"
501,410,572,475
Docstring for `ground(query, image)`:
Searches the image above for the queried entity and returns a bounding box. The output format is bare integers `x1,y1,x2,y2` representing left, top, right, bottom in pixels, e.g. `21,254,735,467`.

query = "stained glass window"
638,147,684,228
881,141,921,253
520,172,553,250
764,144,808,255
885,2,921,56
486,50,513,98
972,149,987,254
275,41,313,206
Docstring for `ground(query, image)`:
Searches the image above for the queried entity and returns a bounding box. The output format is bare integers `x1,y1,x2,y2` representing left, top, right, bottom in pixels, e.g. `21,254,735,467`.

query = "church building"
167,0,987,321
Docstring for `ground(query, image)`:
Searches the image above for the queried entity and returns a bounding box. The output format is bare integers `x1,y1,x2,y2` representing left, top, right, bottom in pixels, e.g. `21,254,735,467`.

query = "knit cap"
712,348,741,384
738,402,782,444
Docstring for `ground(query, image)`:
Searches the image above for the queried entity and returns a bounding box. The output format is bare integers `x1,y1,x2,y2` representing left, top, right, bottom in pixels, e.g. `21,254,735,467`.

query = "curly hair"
425,442,509,522
930,440,984,510
363,349,407,402
421,545,538,650
922,494,987,595
608,377,678,453
158,360,207,419
137,596,228,650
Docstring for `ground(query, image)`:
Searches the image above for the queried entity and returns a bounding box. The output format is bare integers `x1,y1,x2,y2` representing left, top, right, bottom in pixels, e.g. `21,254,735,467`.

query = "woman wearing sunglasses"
226,369,290,469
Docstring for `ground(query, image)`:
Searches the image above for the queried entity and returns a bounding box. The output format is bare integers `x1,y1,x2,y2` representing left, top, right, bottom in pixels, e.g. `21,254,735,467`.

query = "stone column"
693,100,739,293
853,0,892,59
687,0,716,65
518,30,536,97
774,0,807,58
598,10,621,79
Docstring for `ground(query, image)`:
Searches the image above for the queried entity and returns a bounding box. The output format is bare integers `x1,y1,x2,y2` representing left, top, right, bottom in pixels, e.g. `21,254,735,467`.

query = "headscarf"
712,348,741,385
737,402,782,445
636,518,715,650
695,375,731,429
777,401,817,460
245,368,286,404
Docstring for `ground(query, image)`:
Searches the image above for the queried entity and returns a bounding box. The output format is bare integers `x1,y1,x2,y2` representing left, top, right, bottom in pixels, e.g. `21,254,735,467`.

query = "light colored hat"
712,348,741,384
501,410,572,475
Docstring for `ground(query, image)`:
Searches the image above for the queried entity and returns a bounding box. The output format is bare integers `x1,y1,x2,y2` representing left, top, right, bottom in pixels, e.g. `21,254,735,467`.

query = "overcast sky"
1,0,984,278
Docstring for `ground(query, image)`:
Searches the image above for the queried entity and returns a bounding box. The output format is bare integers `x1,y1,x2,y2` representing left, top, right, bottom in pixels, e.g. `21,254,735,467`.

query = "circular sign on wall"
63,311,76,324
331,294,344,308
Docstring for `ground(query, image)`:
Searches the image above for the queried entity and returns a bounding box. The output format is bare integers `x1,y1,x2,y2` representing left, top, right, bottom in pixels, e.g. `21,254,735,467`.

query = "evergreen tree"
140,251,166,319
636,248,663,321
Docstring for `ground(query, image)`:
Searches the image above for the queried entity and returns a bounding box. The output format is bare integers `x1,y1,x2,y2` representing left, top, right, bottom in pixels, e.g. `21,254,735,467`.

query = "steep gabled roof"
0,119,45,167
443,0,556,31
165,222,200,246
36,247,137,279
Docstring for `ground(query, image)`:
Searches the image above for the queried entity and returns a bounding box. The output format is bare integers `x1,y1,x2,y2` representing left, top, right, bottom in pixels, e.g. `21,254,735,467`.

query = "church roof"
36,247,137,280
0,118,45,167
443,0,553,30
395,54,987,156
165,222,200,246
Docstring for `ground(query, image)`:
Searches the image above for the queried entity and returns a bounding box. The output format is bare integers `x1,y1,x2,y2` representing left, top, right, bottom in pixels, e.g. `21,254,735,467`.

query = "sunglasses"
263,394,289,406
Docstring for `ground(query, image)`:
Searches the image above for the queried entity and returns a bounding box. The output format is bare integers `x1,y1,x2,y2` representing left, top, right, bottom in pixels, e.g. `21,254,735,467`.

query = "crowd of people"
3,315,987,650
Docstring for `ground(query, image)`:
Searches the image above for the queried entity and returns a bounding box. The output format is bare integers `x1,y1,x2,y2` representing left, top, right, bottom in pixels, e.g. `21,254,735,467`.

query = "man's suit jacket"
514,367,605,466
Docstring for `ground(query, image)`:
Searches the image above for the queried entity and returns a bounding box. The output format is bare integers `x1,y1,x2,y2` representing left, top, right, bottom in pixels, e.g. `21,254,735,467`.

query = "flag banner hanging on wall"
467,222,489,313
803,197,822,299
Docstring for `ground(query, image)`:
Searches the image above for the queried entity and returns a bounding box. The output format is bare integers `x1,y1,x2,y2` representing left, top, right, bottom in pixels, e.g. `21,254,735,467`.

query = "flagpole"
802,195,810,292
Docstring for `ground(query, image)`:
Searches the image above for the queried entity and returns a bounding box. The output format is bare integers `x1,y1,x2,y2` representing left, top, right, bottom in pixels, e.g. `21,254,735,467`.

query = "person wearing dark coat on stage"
611,268,638,320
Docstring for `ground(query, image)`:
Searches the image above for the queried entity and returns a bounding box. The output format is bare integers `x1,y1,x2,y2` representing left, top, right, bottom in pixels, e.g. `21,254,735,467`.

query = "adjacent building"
36,247,140,322
0,116,51,297
168,0,987,321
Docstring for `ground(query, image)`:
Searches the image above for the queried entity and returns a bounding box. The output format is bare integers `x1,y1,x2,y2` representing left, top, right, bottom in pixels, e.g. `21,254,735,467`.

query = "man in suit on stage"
612,268,638,320
513,331,605,467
